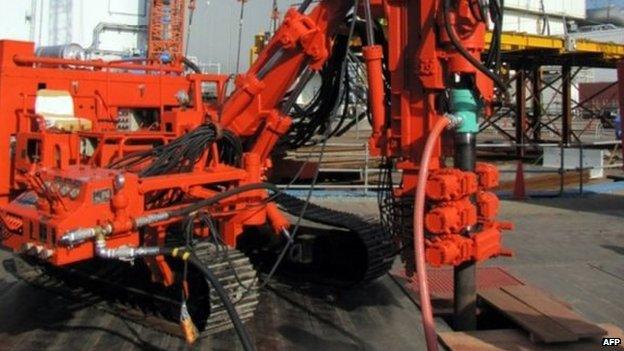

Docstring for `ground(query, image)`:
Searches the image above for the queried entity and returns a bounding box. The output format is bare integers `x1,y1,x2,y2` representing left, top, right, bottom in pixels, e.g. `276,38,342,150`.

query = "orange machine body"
0,1,353,283
0,40,228,205
1,0,510,288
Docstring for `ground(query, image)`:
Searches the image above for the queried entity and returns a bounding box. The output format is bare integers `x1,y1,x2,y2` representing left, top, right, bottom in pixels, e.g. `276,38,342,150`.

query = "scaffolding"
481,31,624,155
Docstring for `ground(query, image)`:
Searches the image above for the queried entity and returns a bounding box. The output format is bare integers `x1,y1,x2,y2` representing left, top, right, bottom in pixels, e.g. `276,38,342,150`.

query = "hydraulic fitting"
38,247,54,260
133,212,171,229
450,88,480,134
59,224,112,246
22,243,53,260
94,233,161,260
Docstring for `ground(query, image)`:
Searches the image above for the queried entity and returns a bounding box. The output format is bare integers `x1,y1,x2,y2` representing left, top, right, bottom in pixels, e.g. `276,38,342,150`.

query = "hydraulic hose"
59,183,281,246
189,252,256,351
413,117,452,351
442,0,506,92
161,247,256,351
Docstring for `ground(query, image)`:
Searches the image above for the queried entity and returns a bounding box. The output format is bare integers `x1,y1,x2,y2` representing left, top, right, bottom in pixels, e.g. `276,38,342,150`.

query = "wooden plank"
439,325,624,351
502,285,607,338
479,289,579,343
439,329,539,351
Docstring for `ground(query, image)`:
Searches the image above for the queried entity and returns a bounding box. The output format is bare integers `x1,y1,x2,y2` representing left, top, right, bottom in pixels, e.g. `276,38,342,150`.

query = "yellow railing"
486,31,624,59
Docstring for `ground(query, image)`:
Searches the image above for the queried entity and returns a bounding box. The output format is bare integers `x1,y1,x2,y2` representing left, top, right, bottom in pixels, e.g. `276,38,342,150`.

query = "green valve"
450,89,480,133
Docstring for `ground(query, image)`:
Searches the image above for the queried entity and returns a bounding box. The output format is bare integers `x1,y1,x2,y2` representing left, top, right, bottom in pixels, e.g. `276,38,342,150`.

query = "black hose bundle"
442,0,506,92
108,123,218,178
325,51,370,138
485,0,504,74
279,15,389,150
218,130,244,167
279,33,351,149
279,13,365,150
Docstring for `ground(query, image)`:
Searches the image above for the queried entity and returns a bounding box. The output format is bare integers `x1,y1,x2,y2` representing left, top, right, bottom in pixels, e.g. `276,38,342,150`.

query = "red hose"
413,116,451,351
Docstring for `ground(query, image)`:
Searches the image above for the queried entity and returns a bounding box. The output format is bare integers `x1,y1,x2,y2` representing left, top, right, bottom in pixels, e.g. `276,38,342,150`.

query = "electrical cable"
362,0,375,45
210,131,335,295
168,140,334,341
202,56,351,298
218,130,244,167
297,0,313,13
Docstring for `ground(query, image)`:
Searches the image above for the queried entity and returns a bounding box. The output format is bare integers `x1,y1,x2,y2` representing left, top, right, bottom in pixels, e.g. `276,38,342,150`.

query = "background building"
502,0,585,35
0,0,300,73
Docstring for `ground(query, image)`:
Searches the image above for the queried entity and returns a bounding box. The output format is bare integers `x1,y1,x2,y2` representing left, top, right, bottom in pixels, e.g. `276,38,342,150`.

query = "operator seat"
34,89,93,132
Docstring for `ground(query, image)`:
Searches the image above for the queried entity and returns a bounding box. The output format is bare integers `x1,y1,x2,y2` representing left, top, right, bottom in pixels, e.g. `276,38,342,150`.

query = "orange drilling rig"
0,1,511,350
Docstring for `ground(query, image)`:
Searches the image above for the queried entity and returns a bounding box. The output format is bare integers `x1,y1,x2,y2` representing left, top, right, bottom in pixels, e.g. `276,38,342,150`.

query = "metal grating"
394,266,524,299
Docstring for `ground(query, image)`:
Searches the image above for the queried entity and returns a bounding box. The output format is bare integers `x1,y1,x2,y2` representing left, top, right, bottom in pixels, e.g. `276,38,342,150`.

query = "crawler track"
5,194,396,338
7,243,259,337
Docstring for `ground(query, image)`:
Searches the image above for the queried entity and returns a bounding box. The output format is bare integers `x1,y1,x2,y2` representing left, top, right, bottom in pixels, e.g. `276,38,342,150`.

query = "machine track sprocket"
5,242,259,337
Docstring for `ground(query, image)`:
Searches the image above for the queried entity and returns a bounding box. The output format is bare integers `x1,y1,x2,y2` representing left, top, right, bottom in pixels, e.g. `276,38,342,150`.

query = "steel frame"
478,30,624,153
482,63,619,150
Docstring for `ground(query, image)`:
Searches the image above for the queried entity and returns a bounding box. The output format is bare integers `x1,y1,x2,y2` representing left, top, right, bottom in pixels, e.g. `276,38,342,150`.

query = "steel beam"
562,65,572,145
515,70,527,156
532,68,542,142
